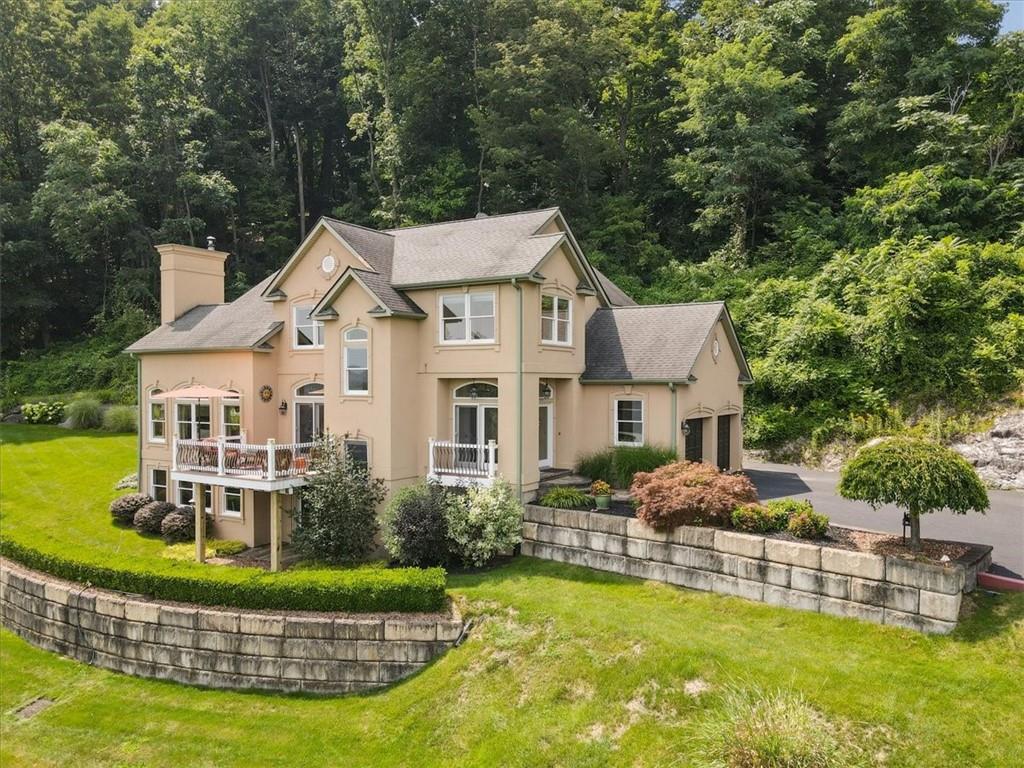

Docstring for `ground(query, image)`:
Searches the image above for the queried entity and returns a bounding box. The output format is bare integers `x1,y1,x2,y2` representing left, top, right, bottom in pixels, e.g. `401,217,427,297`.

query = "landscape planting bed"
522,505,992,634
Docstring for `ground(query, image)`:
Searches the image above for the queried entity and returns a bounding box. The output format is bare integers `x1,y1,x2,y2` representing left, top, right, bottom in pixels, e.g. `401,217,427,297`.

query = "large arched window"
294,383,324,442
344,327,369,395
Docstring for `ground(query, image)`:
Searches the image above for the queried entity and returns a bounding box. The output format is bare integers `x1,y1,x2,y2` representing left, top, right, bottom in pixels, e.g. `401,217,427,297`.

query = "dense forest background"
2,0,1022,453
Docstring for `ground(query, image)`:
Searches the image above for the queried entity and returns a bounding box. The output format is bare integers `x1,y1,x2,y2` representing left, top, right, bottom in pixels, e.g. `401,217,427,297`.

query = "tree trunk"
292,125,306,239
909,514,922,551
260,61,276,169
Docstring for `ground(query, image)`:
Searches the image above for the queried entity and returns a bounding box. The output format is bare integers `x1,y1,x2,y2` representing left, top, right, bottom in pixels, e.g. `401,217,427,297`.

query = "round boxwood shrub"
102,405,137,433
381,482,452,567
787,509,830,540
66,397,103,429
731,503,788,533
109,493,154,525
133,501,177,535
161,506,196,542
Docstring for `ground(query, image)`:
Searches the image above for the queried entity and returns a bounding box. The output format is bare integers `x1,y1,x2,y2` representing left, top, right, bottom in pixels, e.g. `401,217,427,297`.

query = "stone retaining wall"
522,506,991,634
0,558,463,694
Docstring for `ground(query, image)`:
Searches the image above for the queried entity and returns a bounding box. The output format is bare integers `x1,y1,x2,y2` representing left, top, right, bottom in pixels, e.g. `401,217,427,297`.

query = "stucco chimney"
156,243,229,324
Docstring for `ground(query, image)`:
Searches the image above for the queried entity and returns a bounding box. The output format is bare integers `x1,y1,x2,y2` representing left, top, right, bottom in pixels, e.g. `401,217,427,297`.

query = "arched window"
344,327,369,395
148,389,166,443
294,383,324,442
454,382,498,400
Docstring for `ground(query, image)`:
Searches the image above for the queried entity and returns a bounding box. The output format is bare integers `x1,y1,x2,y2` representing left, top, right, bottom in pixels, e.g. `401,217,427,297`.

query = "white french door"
454,404,497,468
538,403,553,468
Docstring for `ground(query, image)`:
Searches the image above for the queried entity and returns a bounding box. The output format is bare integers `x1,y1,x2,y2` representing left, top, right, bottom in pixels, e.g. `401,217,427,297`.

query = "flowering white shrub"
445,479,523,567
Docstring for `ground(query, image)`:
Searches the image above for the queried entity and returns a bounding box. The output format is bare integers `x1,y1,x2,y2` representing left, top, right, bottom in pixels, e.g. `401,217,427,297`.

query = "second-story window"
149,389,166,442
222,395,241,438
440,292,495,343
344,327,369,395
176,401,211,440
541,294,572,344
294,305,324,348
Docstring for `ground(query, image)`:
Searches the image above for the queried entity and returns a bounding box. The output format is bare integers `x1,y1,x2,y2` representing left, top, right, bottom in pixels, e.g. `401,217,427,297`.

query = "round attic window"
320,254,337,274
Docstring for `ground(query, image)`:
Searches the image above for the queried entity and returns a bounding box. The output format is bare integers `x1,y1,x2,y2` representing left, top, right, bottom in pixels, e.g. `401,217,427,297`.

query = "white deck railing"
174,436,317,481
427,438,497,483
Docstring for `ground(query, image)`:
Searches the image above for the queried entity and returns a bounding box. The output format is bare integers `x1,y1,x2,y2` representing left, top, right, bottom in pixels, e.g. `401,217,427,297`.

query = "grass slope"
1,425,1022,767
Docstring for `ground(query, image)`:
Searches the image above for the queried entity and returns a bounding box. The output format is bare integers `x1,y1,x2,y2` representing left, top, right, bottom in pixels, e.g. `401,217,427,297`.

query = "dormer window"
294,305,324,348
440,292,495,344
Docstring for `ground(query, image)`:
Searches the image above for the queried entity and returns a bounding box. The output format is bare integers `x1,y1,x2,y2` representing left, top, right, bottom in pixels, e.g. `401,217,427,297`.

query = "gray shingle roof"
323,220,395,275
348,269,426,316
125,274,281,354
382,209,562,286
593,267,636,307
582,302,751,382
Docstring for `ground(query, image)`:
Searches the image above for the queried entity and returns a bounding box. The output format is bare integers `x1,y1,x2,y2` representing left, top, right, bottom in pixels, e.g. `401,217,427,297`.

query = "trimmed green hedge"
0,539,447,614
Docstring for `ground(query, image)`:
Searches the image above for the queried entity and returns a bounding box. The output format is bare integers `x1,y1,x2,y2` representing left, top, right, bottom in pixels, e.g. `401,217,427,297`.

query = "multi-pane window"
222,487,243,518
176,401,211,440
295,383,325,443
294,305,324,348
344,328,369,394
614,399,644,446
149,390,166,442
440,292,495,343
222,399,241,438
344,439,369,466
150,468,168,502
176,482,212,512
541,295,572,344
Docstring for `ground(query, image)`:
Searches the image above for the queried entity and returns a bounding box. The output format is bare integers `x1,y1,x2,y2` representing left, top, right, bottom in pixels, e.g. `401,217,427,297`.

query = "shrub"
765,498,815,518
538,487,592,509
66,397,103,429
632,461,758,531
700,688,854,768
838,437,988,549
102,404,137,432
133,501,177,535
731,503,789,533
0,538,446,613
21,401,65,424
294,435,386,563
210,539,247,556
446,479,523,567
381,483,452,567
109,493,153,525
160,507,195,542
787,509,830,540
576,445,677,488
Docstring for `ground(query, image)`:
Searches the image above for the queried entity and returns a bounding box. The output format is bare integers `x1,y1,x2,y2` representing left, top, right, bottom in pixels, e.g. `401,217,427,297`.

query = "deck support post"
195,481,207,563
270,490,281,573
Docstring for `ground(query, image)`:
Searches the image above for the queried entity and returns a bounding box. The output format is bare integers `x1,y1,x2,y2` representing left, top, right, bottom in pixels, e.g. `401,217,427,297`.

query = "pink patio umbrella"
148,384,238,400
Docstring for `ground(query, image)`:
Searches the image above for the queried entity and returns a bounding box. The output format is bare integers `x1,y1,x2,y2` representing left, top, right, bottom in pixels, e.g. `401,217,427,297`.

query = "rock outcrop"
952,411,1024,491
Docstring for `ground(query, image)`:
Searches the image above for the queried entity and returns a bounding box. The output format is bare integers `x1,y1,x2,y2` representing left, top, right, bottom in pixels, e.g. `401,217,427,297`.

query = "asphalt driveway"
745,460,1024,578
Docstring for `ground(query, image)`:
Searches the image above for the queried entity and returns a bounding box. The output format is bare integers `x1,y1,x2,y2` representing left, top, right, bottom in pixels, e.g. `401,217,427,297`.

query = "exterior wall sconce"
279,401,288,415
681,421,691,436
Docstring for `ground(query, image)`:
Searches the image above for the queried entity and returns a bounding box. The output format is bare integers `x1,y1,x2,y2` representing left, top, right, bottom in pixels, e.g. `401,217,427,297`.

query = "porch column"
270,490,281,573
194,482,207,563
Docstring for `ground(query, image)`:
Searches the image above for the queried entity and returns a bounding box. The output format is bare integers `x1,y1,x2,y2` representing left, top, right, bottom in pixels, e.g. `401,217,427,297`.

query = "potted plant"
591,480,612,510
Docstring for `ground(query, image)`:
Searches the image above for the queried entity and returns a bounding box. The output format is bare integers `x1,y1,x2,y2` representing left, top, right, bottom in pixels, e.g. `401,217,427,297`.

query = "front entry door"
538,404,553,468
717,414,732,471
685,418,704,462
454,404,497,468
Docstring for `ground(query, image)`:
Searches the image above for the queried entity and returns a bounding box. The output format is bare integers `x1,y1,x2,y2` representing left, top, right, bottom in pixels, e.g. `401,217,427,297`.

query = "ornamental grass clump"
102,404,137,432
109,493,153,526
632,461,758,531
538,487,593,509
133,501,177,535
66,397,103,429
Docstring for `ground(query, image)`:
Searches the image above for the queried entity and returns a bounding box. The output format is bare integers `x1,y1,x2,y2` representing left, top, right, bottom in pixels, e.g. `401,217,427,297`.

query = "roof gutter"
133,353,142,489
668,382,678,455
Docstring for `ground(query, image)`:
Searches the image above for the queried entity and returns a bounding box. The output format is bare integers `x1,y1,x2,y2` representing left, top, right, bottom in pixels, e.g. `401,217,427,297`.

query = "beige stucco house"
127,208,751,558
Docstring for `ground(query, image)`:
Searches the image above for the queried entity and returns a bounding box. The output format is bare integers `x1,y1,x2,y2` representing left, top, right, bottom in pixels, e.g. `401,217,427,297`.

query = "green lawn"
1,424,1023,767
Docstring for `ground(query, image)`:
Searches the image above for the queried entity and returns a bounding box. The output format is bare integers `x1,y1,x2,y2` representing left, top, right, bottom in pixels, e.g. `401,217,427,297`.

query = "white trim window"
222,487,243,519
440,292,495,343
343,327,369,395
222,397,241,438
176,401,211,440
294,305,324,348
294,383,325,443
176,482,212,513
541,294,572,344
614,399,644,446
148,389,166,443
150,468,168,502
344,439,369,466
